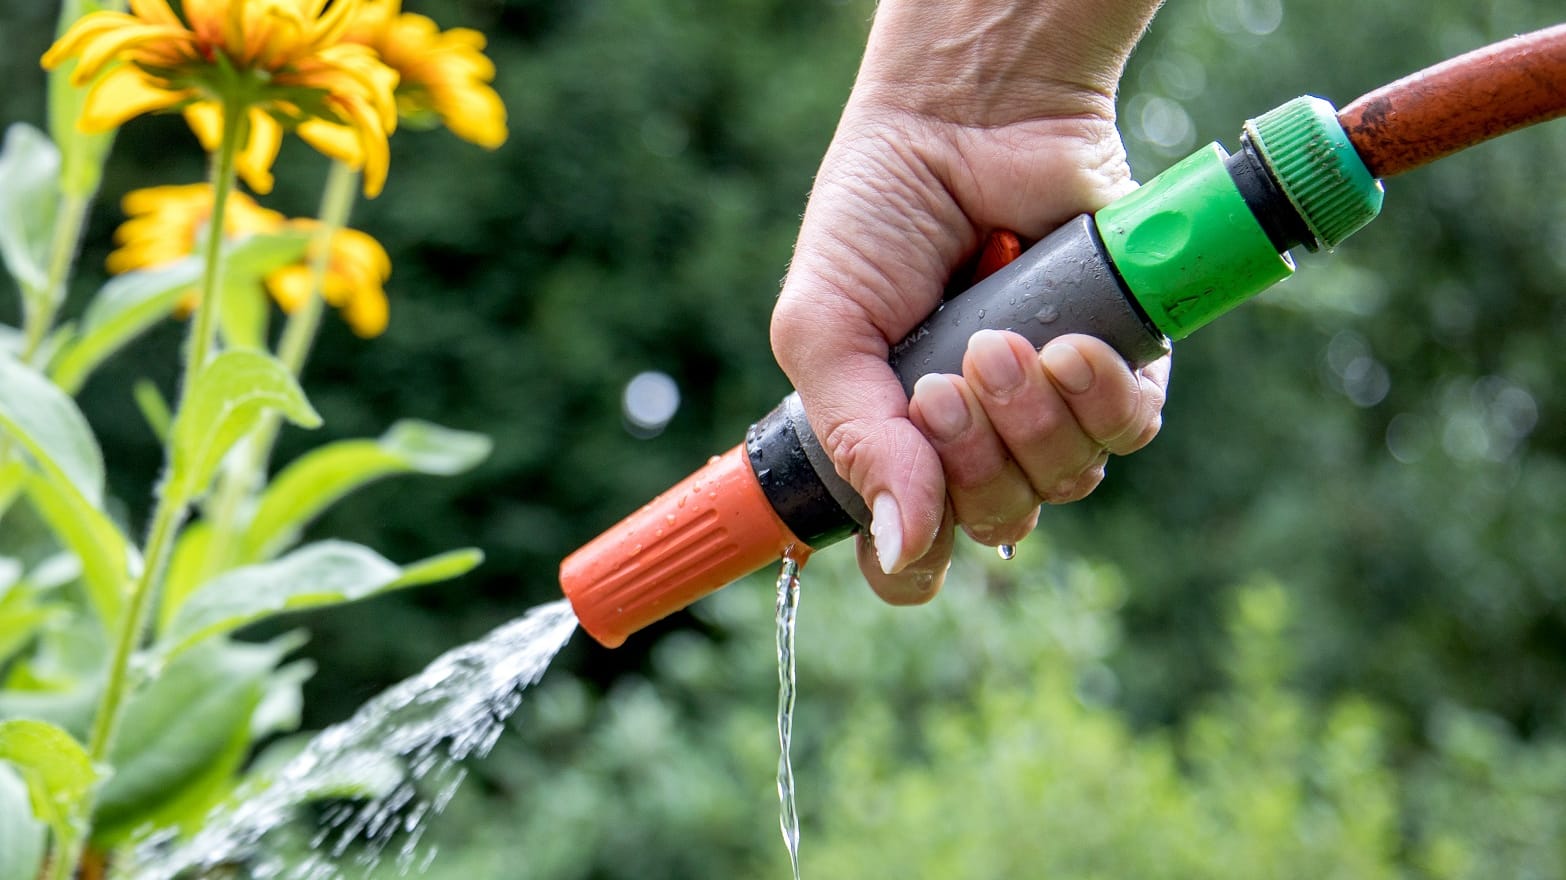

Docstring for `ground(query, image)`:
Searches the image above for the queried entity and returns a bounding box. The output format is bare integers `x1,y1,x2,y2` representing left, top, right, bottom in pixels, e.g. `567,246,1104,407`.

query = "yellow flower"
43,0,399,197
108,183,286,275
110,183,393,338
344,0,507,149
267,222,391,338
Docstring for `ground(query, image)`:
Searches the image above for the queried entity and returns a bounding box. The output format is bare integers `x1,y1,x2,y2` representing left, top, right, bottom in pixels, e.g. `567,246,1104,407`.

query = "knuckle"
1041,464,1105,505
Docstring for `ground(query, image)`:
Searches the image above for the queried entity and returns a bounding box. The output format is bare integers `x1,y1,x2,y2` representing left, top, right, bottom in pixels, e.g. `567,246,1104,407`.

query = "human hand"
770,0,1171,602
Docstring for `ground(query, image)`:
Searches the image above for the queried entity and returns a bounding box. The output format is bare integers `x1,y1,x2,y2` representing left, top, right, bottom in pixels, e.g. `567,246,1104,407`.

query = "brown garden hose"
1340,23,1566,178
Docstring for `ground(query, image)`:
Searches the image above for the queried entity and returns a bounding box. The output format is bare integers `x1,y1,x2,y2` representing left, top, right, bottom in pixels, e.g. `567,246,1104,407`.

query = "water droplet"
1035,304,1060,324
665,514,677,525
997,543,1016,561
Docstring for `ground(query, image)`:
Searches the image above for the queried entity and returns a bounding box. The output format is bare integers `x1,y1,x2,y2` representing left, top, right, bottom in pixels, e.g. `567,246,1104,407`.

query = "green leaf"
168,350,321,502
22,471,132,627
246,732,403,804
0,459,26,522
92,636,291,843
48,1,115,199
163,541,479,655
241,419,491,563
219,230,308,352
0,719,98,834
0,585,61,668
0,124,62,300
156,520,212,636
133,378,172,441
388,547,485,590
0,354,106,509
0,764,46,880
48,259,202,394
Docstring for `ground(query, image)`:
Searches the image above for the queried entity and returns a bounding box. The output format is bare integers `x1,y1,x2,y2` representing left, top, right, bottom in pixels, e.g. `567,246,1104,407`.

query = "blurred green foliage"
378,544,1566,879
3,0,1566,873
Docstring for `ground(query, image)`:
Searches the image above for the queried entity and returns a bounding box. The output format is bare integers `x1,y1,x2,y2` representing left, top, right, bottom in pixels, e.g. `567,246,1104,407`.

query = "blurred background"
4,0,1566,875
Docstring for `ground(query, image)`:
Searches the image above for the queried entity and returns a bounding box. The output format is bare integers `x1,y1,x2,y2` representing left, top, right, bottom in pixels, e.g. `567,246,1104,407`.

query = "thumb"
770,300,947,572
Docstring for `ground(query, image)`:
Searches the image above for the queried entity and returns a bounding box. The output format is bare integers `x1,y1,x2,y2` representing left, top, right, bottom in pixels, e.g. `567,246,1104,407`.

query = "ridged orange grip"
560,444,809,647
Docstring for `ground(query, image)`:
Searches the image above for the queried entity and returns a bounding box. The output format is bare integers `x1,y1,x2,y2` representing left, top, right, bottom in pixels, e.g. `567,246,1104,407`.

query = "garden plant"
0,1,507,876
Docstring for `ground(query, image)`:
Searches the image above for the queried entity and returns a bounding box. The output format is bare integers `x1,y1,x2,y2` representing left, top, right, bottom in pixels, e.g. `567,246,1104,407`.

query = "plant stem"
22,190,90,365
196,162,357,584
180,99,246,409
279,160,357,376
55,100,247,880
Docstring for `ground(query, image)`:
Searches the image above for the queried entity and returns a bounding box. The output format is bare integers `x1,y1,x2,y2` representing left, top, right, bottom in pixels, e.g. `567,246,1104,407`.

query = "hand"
770,0,1171,602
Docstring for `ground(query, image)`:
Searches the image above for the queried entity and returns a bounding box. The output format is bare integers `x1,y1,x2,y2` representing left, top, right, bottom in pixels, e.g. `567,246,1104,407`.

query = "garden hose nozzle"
561,25,1566,648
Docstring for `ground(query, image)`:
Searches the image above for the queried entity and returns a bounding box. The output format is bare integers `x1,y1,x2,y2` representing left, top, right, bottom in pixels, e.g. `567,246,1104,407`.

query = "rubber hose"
1339,23,1566,178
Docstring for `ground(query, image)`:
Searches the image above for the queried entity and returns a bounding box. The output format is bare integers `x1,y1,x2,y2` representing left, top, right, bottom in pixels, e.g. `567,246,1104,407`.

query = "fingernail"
1042,340,1094,394
969,330,1024,394
870,493,903,574
912,374,970,442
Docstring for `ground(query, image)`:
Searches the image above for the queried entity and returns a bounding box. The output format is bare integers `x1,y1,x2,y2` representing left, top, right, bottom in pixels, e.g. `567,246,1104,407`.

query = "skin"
771,0,1171,602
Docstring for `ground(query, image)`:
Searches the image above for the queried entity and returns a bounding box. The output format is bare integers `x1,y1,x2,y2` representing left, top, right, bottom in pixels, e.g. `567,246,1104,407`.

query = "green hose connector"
1096,143,1294,340
1095,95,1386,340
1246,96,1384,249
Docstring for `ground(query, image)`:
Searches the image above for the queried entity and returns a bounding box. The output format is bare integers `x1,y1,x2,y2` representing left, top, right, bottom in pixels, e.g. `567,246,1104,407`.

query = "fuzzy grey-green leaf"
0,719,97,831
49,258,202,394
169,350,321,502
0,764,46,880
93,637,287,842
0,124,61,299
240,419,490,564
165,541,478,655
0,354,105,508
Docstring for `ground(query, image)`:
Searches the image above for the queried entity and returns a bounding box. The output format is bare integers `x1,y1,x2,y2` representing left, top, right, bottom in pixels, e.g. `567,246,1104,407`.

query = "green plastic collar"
1245,96,1384,249
1096,143,1294,340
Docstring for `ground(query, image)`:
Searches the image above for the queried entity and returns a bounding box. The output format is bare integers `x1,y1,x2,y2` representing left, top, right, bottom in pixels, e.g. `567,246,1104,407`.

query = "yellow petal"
311,0,361,50
296,118,363,166
122,183,209,216
78,65,189,133
265,265,312,313
74,22,192,85
182,101,223,152
339,96,390,197
343,286,388,337
235,108,283,194
42,12,139,71
128,0,183,27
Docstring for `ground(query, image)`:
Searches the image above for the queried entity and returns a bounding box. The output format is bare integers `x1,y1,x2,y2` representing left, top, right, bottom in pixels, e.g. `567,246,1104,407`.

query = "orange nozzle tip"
560,444,806,648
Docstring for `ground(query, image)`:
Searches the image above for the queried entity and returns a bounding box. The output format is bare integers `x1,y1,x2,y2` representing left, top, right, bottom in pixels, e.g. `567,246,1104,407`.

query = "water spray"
561,25,1566,648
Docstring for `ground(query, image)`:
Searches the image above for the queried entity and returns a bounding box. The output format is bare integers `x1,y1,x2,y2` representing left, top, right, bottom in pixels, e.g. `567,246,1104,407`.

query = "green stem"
22,191,90,365
279,160,358,375
54,100,248,879
45,832,83,880
180,99,246,409
196,161,358,586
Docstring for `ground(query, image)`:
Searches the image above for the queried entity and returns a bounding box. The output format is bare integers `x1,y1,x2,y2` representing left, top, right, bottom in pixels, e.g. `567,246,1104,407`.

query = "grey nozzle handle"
750,213,1170,542
887,213,1170,392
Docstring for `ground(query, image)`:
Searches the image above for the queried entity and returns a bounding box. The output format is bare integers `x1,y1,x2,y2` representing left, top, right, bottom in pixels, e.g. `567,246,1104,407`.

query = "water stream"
775,555,803,880
119,599,579,879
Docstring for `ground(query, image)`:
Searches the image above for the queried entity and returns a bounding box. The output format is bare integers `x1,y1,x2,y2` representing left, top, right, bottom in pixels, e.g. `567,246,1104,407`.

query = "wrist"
855,0,1162,123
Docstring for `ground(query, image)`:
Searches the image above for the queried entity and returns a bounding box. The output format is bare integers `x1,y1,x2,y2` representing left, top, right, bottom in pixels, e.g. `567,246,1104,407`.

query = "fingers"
962,329,1112,504
1040,334,1168,455
906,330,1169,548
856,503,957,605
908,373,1039,545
